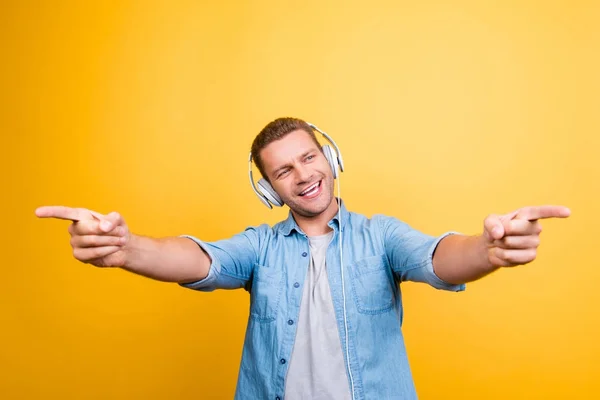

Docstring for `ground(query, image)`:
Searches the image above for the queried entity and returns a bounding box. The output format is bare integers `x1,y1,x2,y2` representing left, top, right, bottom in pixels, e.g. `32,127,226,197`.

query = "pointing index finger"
515,205,571,221
35,206,87,221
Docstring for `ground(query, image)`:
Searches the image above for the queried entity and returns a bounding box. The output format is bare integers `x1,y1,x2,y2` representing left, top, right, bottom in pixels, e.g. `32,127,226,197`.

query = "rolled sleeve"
178,235,223,291
177,224,268,292
420,231,466,292
378,215,466,292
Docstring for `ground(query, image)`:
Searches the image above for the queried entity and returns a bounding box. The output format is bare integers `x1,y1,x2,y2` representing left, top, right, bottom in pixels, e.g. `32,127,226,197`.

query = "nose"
294,163,313,184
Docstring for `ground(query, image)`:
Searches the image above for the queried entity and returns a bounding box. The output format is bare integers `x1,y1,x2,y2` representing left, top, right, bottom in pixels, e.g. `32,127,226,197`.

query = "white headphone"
248,123,345,209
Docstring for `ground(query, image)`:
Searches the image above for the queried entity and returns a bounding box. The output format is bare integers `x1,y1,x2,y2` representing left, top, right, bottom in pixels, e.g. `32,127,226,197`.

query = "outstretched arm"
432,205,571,285
35,206,210,283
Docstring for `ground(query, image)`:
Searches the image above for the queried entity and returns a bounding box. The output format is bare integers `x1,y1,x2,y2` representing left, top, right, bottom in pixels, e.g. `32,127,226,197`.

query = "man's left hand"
483,205,571,267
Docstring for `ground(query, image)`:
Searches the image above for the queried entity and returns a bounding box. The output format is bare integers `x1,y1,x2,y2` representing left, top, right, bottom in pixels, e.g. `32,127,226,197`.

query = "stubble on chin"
286,180,335,218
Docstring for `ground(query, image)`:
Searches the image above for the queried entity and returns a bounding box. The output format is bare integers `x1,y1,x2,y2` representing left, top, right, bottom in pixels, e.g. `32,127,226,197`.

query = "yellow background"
2,0,598,399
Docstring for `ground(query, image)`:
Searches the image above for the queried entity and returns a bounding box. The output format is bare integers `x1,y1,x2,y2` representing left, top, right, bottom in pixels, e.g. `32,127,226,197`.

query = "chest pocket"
349,254,395,314
249,263,284,322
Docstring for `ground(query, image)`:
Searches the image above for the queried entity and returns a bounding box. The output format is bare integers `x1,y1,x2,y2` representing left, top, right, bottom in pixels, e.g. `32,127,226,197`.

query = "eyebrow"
271,150,316,177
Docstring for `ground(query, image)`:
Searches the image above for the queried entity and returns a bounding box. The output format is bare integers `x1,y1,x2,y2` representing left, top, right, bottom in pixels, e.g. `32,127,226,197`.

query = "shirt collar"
278,198,350,236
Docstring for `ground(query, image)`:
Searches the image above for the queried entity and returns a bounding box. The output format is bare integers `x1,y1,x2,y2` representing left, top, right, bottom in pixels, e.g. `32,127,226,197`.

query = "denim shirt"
181,201,465,399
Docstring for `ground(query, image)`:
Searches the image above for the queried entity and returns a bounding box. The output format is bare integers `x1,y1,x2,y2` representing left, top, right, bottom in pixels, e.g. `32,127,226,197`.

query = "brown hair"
251,117,321,181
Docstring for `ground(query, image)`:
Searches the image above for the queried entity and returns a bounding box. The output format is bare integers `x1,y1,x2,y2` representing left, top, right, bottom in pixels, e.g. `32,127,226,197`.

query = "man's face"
260,129,335,218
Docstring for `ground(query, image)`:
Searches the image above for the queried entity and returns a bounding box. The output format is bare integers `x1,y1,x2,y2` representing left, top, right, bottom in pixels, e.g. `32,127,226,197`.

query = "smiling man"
36,117,570,400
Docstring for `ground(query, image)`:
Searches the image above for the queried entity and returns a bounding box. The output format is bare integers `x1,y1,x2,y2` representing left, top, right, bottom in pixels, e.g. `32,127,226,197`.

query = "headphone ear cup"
322,145,339,179
257,178,284,207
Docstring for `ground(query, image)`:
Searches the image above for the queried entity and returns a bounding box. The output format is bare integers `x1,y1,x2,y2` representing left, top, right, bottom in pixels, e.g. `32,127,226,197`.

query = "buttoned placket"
275,233,311,399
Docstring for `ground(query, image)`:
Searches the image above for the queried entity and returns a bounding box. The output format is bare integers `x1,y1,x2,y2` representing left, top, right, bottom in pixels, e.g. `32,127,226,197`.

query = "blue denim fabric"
181,200,465,399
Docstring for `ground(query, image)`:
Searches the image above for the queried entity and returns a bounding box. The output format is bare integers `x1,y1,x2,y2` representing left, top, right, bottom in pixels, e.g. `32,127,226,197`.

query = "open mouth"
298,180,322,198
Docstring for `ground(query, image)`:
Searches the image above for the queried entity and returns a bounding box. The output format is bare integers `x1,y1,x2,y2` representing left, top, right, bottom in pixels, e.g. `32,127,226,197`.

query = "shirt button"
302,252,308,257
288,319,294,325
280,358,286,364
294,282,300,288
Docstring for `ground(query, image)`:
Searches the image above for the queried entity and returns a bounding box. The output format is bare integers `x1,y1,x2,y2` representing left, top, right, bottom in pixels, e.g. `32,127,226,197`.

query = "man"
36,117,570,400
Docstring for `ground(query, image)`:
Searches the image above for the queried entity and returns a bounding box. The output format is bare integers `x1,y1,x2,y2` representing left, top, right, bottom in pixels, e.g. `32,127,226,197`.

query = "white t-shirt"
284,231,352,399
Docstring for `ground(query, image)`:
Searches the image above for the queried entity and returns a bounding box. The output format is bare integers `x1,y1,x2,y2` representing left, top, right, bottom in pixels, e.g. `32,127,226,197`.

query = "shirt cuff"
425,231,466,292
178,235,221,291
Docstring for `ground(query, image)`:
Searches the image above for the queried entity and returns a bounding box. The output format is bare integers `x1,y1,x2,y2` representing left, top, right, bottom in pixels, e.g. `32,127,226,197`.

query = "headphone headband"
307,123,345,172
248,152,272,208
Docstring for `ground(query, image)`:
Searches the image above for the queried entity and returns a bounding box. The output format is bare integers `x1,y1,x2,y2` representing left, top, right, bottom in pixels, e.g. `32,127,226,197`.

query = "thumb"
99,211,124,233
484,214,505,240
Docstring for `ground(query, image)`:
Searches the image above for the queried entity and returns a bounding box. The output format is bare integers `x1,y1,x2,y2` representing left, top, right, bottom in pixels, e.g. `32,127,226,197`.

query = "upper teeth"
301,182,319,195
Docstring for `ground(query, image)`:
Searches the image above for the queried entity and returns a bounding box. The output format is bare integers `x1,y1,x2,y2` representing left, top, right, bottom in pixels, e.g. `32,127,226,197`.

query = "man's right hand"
35,206,130,268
